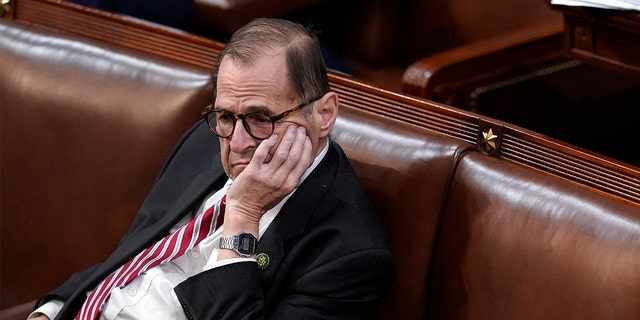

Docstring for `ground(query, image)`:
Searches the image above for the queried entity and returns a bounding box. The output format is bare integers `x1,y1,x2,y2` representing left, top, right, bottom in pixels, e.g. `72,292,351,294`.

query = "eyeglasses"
201,96,322,140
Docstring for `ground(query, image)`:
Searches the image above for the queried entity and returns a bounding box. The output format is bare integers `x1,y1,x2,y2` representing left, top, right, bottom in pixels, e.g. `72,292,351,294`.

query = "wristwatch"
219,233,258,257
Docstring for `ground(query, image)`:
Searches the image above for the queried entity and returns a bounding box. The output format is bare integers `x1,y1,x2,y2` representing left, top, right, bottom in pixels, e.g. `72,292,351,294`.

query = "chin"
231,166,246,179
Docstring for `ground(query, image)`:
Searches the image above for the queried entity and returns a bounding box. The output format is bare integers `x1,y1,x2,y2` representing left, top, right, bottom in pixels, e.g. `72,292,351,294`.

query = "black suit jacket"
39,121,395,320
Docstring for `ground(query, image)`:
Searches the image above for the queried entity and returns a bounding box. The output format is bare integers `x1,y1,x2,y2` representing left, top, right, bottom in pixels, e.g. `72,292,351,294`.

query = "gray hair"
211,18,330,106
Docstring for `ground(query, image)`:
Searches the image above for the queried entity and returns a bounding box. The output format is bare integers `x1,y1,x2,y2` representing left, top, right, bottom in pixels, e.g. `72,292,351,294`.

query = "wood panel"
553,2,640,78
333,73,640,206
13,0,224,69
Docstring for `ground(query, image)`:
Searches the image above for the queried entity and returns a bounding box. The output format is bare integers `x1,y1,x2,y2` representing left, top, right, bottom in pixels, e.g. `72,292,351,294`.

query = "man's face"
214,52,322,180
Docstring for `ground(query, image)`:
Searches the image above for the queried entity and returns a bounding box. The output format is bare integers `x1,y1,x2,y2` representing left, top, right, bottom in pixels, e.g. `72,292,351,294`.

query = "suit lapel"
132,170,227,249
256,141,340,286
161,171,227,231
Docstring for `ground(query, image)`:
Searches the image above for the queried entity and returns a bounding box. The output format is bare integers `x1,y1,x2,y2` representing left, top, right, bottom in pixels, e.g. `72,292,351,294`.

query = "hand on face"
225,124,313,224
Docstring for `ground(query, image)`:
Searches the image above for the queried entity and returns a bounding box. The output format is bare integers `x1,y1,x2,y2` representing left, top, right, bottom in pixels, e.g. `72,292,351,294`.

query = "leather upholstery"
0,19,213,308
332,106,473,319
432,152,640,319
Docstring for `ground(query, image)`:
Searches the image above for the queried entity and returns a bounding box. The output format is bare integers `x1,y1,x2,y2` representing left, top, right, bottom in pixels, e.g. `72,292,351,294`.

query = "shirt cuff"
28,300,64,320
203,257,255,271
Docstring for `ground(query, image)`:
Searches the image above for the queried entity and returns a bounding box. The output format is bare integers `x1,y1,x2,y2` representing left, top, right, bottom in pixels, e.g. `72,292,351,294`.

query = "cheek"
306,120,321,141
219,140,232,173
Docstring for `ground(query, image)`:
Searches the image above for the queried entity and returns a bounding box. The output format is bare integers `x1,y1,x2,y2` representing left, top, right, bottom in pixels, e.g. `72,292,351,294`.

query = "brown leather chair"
1,18,214,311
333,106,473,319
430,151,640,319
0,15,474,319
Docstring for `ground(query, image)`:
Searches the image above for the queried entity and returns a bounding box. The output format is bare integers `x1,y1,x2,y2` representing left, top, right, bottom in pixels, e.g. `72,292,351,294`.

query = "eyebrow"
214,104,273,115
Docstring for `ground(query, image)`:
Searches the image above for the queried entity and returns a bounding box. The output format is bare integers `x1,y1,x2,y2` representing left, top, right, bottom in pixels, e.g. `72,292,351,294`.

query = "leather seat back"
0,19,214,307
332,106,473,319
430,152,640,319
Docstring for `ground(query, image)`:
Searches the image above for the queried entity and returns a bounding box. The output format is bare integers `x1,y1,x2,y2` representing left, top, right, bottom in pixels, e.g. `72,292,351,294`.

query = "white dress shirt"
30,142,329,320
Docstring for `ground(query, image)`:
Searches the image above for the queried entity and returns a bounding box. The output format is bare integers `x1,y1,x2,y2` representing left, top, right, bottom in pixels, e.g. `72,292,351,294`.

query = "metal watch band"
219,233,257,257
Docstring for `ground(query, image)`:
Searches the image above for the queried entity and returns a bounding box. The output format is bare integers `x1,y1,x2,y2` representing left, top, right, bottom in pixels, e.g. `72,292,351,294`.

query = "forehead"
215,53,294,111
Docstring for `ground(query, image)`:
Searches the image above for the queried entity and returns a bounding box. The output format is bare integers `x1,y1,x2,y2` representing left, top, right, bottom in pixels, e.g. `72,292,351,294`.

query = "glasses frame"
201,95,323,140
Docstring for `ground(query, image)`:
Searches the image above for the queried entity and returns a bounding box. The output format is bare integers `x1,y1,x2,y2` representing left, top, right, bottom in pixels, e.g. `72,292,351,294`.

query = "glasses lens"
211,111,234,137
245,113,274,139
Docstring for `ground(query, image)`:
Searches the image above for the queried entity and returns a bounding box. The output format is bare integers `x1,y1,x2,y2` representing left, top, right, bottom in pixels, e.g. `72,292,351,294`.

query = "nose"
229,119,259,153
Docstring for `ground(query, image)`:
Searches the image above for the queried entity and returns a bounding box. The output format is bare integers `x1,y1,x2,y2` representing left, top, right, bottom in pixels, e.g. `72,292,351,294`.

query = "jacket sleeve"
174,248,394,320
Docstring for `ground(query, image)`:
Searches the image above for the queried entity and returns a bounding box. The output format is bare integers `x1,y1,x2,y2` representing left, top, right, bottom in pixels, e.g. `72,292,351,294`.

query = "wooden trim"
402,19,565,101
13,0,225,69
562,9,640,78
332,73,640,206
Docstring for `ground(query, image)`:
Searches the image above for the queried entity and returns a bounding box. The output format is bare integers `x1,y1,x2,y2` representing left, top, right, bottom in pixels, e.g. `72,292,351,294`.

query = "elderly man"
30,18,394,320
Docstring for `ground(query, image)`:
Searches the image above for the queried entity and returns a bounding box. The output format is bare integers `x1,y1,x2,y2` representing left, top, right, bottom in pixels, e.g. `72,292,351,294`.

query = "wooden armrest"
402,18,565,104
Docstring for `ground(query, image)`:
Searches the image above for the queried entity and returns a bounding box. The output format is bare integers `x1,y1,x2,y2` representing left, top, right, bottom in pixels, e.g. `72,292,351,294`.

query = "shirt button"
128,288,137,296
191,251,200,258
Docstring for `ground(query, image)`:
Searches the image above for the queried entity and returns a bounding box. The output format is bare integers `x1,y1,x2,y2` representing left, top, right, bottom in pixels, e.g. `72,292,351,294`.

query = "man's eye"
247,113,271,124
217,114,234,123
255,114,271,123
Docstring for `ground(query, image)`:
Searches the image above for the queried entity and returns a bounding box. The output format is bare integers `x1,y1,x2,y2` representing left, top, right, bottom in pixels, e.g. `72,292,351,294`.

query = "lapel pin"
256,252,270,270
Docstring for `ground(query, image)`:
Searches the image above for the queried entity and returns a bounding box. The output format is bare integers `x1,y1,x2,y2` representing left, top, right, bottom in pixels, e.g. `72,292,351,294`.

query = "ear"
315,92,339,138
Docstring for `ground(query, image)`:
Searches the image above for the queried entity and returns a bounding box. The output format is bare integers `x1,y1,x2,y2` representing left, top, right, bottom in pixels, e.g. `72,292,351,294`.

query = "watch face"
238,233,257,255
239,240,252,253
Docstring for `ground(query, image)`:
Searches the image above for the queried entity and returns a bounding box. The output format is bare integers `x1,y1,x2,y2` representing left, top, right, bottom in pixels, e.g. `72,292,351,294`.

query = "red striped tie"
75,195,226,320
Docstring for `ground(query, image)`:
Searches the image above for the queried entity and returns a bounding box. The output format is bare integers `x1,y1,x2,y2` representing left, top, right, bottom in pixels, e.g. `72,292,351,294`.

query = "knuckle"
275,150,289,162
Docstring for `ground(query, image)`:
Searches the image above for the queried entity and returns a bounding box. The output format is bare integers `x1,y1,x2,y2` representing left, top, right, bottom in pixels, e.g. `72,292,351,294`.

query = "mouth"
232,160,250,168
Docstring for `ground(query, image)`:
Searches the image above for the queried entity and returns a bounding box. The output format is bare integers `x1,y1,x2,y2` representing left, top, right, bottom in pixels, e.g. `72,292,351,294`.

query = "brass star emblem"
482,128,498,151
